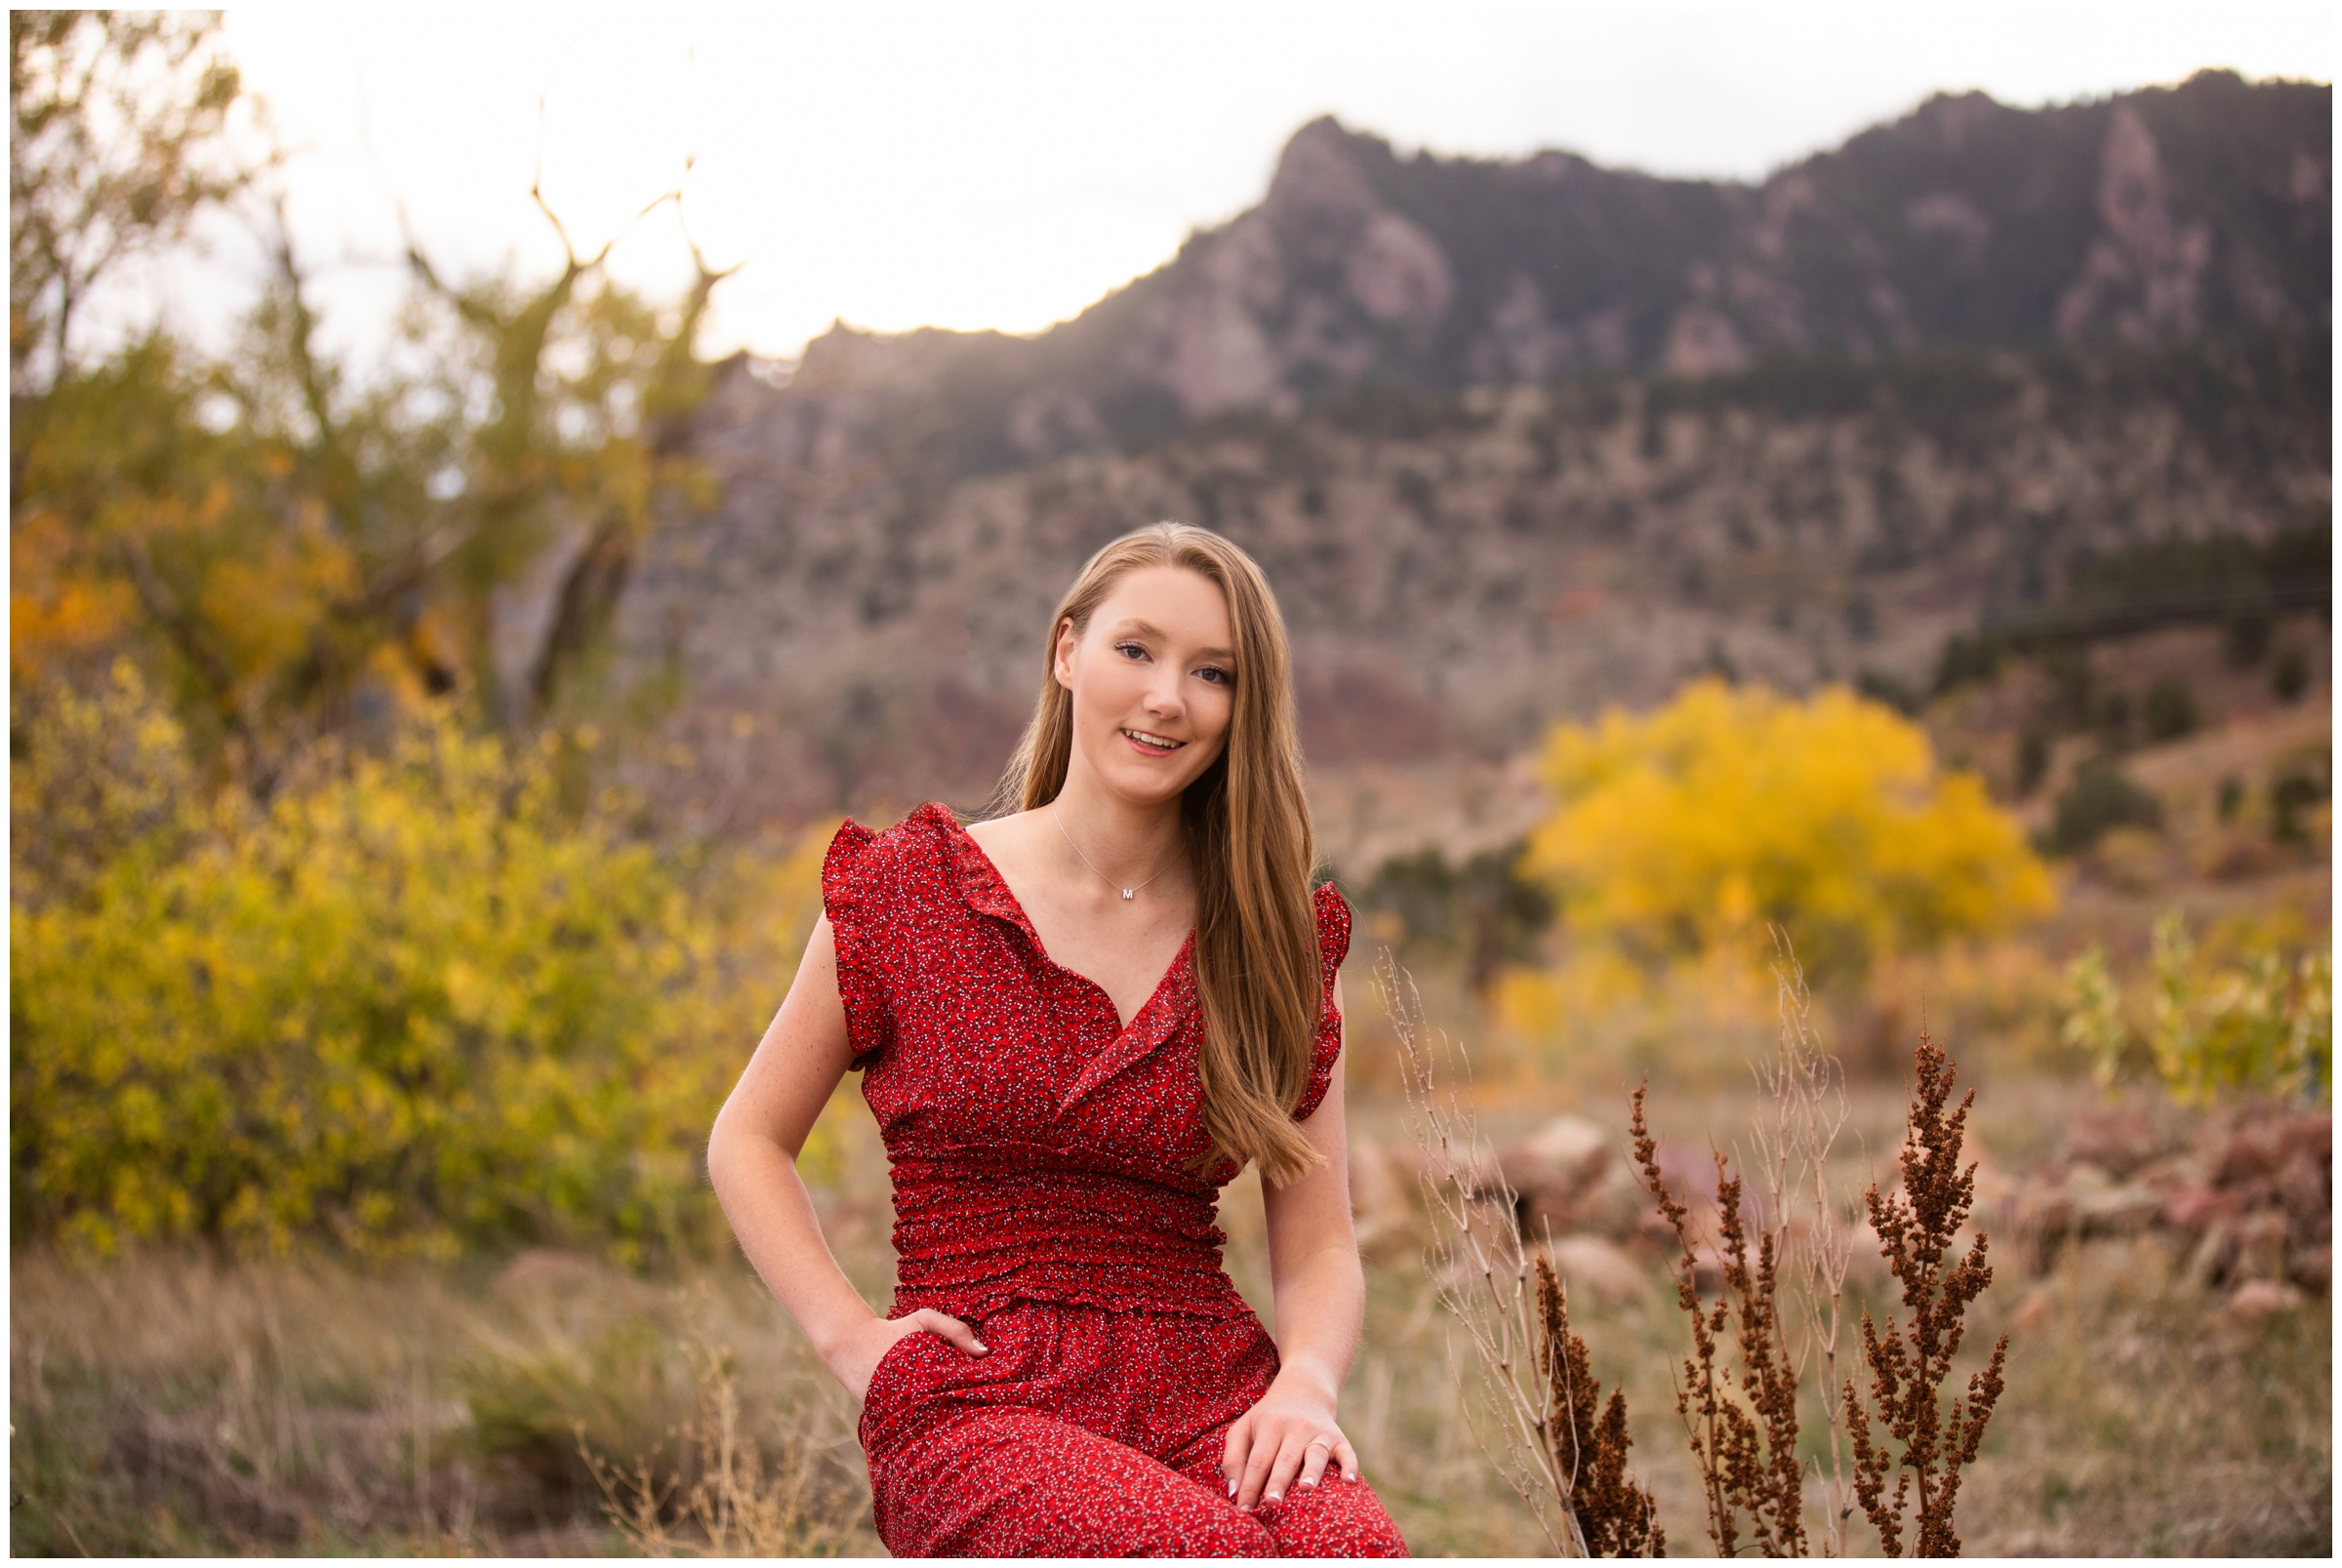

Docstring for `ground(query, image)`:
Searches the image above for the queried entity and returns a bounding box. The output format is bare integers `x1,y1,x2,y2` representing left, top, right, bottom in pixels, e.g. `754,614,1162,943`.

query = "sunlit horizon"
146,3,2339,367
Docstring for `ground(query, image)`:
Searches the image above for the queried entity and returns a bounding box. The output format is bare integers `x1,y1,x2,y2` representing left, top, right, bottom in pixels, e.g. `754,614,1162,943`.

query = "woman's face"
1054,565,1236,808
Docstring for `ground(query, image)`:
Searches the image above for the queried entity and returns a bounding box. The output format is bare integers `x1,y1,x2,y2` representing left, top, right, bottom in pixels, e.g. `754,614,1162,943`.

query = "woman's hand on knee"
1221,1383,1360,1509
833,1308,989,1401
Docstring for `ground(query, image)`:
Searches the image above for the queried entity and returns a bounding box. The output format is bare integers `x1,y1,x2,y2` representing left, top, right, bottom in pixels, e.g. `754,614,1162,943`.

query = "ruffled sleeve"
822,820,894,1068
1291,881,1353,1122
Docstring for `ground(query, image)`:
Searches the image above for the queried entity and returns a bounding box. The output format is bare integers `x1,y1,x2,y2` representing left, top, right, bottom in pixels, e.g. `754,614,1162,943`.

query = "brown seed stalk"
1536,1256,1664,1556
1630,1084,1804,1556
1842,1030,2008,1557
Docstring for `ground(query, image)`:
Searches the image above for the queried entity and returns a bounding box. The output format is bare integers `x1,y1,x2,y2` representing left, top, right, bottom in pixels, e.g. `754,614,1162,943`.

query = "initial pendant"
1120,889,1135,901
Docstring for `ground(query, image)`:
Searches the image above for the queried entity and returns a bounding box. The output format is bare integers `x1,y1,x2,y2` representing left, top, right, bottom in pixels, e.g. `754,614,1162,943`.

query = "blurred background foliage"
1523,678,2052,978
11,657,834,1262
2063,911,2331,1106
9,12,810,1265
11,10,728,781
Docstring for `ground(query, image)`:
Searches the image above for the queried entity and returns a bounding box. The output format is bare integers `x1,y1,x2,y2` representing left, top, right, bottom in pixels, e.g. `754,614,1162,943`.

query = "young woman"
707,523,1407,1556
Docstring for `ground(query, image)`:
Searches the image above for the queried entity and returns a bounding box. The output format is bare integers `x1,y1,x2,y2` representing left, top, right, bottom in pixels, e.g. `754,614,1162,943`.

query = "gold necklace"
1052,806,1175,902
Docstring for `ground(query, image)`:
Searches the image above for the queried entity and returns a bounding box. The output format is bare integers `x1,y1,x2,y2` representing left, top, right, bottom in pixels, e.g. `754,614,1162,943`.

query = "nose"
1143,663,1186,718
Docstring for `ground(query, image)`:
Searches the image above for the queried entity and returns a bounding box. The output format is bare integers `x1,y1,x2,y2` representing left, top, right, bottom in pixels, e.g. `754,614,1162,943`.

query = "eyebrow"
1112,619,1234,663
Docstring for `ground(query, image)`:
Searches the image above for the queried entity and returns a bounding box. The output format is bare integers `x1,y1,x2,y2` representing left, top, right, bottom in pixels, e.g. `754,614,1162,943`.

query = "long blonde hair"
994,522,1325,1185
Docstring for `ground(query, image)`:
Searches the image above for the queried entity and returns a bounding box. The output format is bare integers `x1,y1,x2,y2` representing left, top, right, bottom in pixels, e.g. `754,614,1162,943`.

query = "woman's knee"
1260,1477,1410,1557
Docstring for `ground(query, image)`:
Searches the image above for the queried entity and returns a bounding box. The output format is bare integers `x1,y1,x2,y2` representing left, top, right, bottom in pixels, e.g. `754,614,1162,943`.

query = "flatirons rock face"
729,70,2328,478
583,71,2330,844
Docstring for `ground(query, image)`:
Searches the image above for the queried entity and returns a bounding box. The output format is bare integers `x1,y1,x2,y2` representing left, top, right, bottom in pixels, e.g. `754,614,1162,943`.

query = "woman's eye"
1115,641,1148,661
1196,665,1231,686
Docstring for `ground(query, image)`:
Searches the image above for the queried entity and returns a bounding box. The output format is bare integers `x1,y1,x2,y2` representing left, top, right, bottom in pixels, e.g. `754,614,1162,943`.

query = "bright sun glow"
199,1,2333,363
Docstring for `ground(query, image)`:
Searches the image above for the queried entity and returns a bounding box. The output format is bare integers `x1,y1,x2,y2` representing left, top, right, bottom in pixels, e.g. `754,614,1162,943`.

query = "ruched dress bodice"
821,802,1350,1324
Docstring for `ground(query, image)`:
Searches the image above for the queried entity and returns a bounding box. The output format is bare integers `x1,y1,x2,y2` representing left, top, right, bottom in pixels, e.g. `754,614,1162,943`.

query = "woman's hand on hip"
833,1308,988,1402
1222,1372,1360,1508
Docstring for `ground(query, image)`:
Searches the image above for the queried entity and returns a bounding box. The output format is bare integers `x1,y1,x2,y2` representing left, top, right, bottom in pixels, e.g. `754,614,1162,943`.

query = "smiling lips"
1120,727,1186,755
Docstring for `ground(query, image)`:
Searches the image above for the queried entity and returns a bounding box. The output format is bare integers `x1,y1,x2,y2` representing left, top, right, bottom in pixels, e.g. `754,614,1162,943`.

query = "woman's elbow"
706,1104,756,1197
706,1106,799,1197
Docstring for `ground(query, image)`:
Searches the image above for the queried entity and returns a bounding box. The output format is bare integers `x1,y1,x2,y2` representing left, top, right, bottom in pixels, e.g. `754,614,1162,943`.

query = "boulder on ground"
1347,1133,1422,1257
2224,1277,2304,1323
1540,1233,1655,1307
2067,1106,2178,1179
1492,1114,1648,1243
2022,1102,2332,1292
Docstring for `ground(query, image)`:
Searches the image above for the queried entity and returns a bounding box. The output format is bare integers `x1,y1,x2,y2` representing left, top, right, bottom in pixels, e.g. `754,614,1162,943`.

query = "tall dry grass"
9,1027,2329,1557
7,1246,876,1555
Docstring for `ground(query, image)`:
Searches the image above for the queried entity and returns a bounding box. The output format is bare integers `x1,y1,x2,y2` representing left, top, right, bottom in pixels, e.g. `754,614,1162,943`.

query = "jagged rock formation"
732,70,2328,476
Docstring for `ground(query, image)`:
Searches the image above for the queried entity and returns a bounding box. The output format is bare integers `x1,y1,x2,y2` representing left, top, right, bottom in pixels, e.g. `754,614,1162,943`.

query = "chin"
1085,740,1208,804
1100,760,1195,806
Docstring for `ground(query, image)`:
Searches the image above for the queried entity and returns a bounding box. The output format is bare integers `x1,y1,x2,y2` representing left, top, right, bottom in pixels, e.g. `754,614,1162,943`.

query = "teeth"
1124,729,1184,748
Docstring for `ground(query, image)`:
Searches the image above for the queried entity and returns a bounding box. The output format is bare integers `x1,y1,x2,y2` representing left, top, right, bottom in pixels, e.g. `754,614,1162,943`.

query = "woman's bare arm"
1223,975,1367,1508
707,913,986,1399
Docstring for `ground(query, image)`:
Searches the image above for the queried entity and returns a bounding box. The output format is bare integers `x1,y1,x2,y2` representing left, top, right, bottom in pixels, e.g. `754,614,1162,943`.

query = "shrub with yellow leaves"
2062,911,2332,1106
11,664,829,1263
1522,678,2054,983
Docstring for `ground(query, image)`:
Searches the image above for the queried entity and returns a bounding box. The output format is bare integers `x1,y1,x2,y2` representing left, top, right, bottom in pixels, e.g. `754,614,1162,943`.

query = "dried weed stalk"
1750,937,1859,1552
1625,936,1868,1556
1536,1256,1666,1555
1630,1087,1804,1557
580,1342,861,1557
1842,1032,2008,1558
1385,951,1660,1557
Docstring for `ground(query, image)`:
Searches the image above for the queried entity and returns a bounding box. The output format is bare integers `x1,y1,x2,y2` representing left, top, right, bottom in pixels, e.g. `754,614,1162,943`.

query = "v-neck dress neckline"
940,808,1195,1038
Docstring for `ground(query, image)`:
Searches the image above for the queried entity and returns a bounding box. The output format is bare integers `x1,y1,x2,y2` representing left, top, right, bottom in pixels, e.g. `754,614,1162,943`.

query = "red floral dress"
824,802,1408,1557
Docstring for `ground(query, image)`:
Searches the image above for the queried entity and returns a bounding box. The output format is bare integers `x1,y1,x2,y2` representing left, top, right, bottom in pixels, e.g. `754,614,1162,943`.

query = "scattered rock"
2224,1277,2304,1323
1347,1134,1421,1257
2067,1106,2176,1179
2021,1104,2331,1293
1491,1115,1648,1244
1540,1234,1654,1306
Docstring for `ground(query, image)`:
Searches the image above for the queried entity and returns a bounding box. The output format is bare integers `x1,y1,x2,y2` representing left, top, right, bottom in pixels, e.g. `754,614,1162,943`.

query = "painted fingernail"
1265,1491,1281,1505
1300,1477,1317,1490
1227,1481,1237,1498
971,1340,988,1352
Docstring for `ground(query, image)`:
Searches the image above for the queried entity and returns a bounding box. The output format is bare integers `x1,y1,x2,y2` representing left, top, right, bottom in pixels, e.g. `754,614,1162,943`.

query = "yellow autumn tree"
1522,678,2053,982
10,662,834,1262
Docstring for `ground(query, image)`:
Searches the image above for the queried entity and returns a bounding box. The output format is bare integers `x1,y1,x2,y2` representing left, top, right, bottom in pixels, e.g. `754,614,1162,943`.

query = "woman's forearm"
707,1123,882,1371
1267,1236,1365,1399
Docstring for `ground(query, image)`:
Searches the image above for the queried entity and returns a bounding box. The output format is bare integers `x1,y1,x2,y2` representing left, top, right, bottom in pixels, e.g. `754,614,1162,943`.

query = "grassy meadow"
11,1034,2331,1557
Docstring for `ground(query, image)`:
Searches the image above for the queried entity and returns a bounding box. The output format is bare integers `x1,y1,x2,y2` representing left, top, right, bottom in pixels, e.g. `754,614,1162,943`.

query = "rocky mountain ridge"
747,69,2327,479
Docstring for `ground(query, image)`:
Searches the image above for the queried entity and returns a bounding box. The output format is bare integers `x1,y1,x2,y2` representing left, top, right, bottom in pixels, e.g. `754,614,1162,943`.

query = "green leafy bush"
2142,678,2200,743
2062,913,2331,1105
2046,761,2161,856
11,666,823,1262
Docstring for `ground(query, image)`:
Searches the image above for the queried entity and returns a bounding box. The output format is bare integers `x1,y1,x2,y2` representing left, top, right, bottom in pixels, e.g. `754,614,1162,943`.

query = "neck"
1050,764,1186,891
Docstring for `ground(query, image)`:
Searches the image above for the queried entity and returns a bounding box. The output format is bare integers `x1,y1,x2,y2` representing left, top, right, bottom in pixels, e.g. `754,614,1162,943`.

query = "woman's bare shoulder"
960,808,1045,868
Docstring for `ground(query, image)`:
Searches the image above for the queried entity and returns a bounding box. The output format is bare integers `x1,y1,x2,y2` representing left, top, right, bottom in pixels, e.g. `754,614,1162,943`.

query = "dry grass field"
10,1060,2328,1557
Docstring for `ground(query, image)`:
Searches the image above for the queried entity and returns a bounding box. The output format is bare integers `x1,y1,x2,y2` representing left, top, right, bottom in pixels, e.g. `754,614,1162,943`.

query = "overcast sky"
182,2,2334,365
